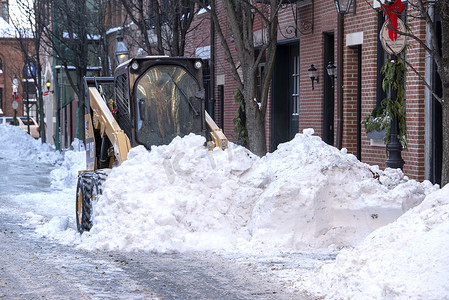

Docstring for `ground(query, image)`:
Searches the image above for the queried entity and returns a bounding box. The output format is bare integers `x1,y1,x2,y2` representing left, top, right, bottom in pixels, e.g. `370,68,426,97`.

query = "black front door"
323,32,335,145
430,17,442,185
271,41,300,151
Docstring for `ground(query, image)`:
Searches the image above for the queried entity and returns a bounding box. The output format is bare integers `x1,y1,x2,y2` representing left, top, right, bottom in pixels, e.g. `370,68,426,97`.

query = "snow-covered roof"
53,65,101,70
0,17,32,39
0,17,16,38
62,32,102,40
105,22,134,36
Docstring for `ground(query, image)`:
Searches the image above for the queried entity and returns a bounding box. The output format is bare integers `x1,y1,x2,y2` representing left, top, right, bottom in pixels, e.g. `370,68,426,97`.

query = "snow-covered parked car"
0,116,40,139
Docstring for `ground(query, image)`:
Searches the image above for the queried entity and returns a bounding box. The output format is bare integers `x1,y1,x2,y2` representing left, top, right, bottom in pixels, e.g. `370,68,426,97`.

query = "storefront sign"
380,18,406,55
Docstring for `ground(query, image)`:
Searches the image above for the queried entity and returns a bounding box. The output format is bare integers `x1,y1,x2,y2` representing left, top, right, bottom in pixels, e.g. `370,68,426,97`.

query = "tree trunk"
36,50,46,143
439,8,449,186
209,0,277,156
441,86,449,186
246,100,266,156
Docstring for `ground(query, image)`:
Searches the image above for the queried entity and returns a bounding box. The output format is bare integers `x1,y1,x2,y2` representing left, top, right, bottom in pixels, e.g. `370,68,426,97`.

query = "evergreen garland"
381,58,407,149
363,58,407,152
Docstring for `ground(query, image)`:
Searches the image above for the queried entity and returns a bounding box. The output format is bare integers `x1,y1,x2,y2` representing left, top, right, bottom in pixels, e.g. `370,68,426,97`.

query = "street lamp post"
24,78,30,134
12,75,19,126
378,0,406,170
23,62,36,135
115,31,129,67
385,55,405,169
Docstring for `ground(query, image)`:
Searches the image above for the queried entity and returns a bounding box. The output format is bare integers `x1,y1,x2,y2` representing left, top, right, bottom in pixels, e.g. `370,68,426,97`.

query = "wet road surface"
0,156,316,299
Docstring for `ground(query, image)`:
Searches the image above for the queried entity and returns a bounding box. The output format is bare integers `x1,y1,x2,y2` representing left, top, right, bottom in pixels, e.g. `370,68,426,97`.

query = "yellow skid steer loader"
76,56,227,233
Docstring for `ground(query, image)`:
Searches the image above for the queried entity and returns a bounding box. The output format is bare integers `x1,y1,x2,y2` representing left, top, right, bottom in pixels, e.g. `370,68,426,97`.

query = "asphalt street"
0,156,315,299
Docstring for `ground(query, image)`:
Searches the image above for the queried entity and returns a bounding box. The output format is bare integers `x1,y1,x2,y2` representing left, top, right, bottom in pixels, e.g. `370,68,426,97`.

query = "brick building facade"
38,0,441,183
0,16,34,119
184,0,439,184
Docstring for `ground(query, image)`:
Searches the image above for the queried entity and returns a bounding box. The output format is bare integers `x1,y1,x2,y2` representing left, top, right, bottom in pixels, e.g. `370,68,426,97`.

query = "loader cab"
114,56,207,150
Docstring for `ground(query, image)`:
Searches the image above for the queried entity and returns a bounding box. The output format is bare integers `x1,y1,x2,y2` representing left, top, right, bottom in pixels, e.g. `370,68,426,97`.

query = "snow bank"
3,121,446,298
0,124,61,164
0,125,86,189
303,184,449,299
78,130,437,253
50,139,86,190
247,129,436,250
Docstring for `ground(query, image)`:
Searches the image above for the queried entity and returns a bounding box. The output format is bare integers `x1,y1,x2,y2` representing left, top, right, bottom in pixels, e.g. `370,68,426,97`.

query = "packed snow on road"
1,124,448,299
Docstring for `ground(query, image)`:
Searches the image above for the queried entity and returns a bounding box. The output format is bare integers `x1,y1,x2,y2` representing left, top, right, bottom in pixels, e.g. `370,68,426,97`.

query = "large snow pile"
4,123,446,298
247,129,436,250
78,130,437,253
0,124,61,163
79,134,261,252
302,183,449,299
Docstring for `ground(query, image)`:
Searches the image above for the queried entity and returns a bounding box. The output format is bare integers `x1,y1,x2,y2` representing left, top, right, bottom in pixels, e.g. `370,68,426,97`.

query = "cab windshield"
135,65,202,148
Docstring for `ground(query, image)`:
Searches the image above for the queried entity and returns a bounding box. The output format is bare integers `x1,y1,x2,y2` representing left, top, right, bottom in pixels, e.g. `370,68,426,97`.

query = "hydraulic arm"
87,86,131,166
205,111,228,150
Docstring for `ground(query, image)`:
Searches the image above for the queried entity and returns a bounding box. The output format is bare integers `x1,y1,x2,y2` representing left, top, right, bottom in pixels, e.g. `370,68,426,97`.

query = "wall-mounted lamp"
12,75,19,94
326,61,336,88
308,64,319,90
46,80,54,94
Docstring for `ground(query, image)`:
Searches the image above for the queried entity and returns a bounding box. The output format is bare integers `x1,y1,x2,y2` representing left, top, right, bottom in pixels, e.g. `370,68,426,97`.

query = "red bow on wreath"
382,0,405,41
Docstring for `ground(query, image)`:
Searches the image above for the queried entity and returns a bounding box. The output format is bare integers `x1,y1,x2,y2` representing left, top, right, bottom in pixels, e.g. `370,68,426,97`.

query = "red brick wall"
344,0,381,165
298,1,337,139
0,38,33,117
184,10,211,57
211,1,240,142
184,3,239,141
343,0,427,181
342,45,359,155
401,9,427,181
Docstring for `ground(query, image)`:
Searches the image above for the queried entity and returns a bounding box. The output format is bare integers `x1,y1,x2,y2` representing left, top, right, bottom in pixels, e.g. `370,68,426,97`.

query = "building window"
0,57,3,73
255,49,266,103
0,88,3,113
292,54,300,116
23,62,36,78
2,2,7,21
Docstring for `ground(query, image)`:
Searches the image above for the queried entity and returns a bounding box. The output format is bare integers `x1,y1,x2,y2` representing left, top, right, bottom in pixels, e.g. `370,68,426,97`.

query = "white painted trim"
346,31,364,46
370,139,385,147
216,75,225,86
